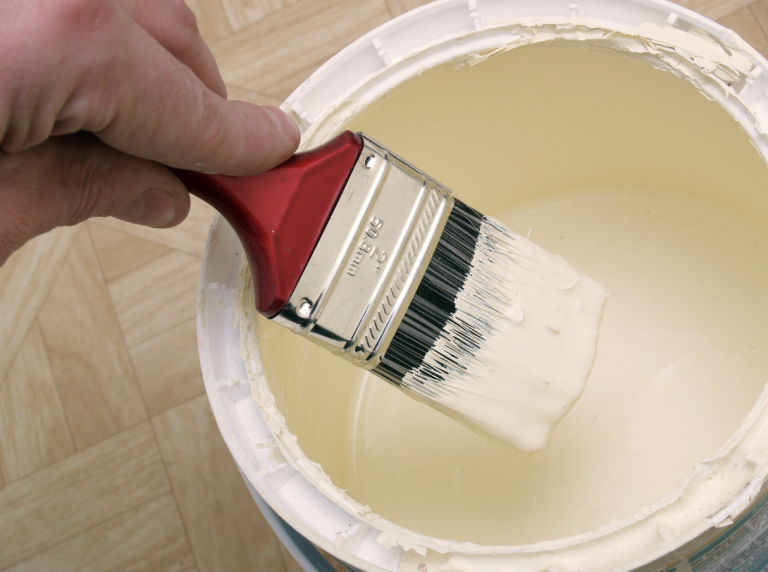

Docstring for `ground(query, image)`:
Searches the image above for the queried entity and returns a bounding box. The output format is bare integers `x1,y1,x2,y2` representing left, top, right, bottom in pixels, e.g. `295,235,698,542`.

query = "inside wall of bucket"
256,42,768,546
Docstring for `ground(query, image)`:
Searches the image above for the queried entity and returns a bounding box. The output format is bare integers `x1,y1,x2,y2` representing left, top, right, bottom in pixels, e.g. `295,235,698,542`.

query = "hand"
0,0,300,266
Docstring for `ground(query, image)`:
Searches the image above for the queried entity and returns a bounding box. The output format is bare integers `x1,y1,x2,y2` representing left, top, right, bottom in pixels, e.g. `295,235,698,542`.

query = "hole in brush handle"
171,131,364,317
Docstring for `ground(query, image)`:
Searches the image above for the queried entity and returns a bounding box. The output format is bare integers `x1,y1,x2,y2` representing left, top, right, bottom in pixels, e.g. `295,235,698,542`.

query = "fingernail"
115,189,177,228
264,106,300,143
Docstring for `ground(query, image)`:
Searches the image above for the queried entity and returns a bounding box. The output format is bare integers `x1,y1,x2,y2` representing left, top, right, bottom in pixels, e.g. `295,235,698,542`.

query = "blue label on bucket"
668,491,768,571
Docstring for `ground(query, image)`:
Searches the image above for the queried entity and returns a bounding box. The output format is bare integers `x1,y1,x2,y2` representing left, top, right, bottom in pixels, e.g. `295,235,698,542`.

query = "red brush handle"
172,131,364,317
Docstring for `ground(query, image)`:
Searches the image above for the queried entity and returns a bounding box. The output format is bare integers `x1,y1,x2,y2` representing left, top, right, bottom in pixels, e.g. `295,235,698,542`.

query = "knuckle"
1,125,35,155
157,0,207,71
19,121,53,152
167,0,200,38
168,0,206,64
0,82,48,154
200,87,223,124
53,0,113,33
193,88,227,159
169,75,222,162
63,136,119,223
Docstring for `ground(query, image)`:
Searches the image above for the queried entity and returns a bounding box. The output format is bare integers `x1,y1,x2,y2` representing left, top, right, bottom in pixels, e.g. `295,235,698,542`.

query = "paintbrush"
173,131,607,452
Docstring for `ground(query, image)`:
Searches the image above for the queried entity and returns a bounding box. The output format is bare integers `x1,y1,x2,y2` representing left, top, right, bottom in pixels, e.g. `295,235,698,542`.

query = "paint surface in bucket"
252,41,768,548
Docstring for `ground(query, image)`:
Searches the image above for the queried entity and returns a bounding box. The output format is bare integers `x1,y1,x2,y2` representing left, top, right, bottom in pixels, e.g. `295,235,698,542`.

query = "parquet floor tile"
210,0,391,100
108,251,201,349
90,196,216,258
751,0,768,35
152,395,288,572
0,423,169,569
719,5,768,54
677,0,755,19
219,0,302,32
186,0,232,44
4,494,195,572
38,229,147,450
0,321,74,483
0,226,80,386
131,317,205,417
89,223,172,283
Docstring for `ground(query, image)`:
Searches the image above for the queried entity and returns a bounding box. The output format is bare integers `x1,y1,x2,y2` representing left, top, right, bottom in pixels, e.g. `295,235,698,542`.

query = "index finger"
92,7,300,175
117,0,227,98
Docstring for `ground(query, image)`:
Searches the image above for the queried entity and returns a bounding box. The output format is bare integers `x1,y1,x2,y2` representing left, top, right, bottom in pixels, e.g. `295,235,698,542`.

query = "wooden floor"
0,1,766,571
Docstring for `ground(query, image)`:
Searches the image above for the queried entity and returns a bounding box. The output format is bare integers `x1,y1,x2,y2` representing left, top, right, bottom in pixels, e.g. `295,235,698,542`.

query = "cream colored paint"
237,40,768,570
337,187,768,546
396,216,607,452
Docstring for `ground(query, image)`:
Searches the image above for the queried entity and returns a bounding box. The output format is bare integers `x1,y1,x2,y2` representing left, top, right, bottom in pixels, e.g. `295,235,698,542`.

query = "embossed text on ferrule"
347,217,388,277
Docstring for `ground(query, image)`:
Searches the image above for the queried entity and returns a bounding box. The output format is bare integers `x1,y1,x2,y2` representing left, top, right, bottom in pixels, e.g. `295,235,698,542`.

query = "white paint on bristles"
400,217,607,452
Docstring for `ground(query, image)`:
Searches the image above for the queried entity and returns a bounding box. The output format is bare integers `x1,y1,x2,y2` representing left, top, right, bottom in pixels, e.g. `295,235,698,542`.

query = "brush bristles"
373,199,484,391
373,199,608,451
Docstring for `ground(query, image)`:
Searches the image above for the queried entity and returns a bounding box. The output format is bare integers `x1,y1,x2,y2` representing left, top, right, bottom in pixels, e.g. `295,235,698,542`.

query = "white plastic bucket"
197,1,768,571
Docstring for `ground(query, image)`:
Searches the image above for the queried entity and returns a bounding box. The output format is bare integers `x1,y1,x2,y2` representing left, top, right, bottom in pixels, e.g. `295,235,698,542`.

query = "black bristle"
373,199,483,386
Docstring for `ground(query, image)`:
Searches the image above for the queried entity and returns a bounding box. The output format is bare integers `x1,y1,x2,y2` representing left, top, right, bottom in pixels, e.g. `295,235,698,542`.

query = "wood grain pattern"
0,226,80,387
186,0,232,44
384,0,434,18
211,0,391,100
277,544,305,572
5,494,195,572
676,0,756,19
219,0,302,32
719,5,768,55
38,230,147,450
750,0,768,36
90,196,216,258
0,423,169,569
89,223,172,283
131,317,206,416
152,395,288,572
279,541,352,572
108,250,201,348
0,321,74,483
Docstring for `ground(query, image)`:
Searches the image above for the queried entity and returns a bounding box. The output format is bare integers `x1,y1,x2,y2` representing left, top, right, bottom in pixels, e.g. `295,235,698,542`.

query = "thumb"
0,132,189,265
112,188,184,228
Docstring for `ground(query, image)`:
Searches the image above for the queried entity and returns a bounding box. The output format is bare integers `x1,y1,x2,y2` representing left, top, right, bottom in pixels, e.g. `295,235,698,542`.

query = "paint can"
197,1,768,570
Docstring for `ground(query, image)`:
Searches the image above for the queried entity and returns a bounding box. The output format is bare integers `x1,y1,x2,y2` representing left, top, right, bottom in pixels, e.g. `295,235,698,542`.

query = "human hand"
0,0,300,266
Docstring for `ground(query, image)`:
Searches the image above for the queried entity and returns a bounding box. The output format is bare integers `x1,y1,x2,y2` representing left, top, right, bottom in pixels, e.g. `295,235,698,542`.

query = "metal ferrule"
273,133,454,368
